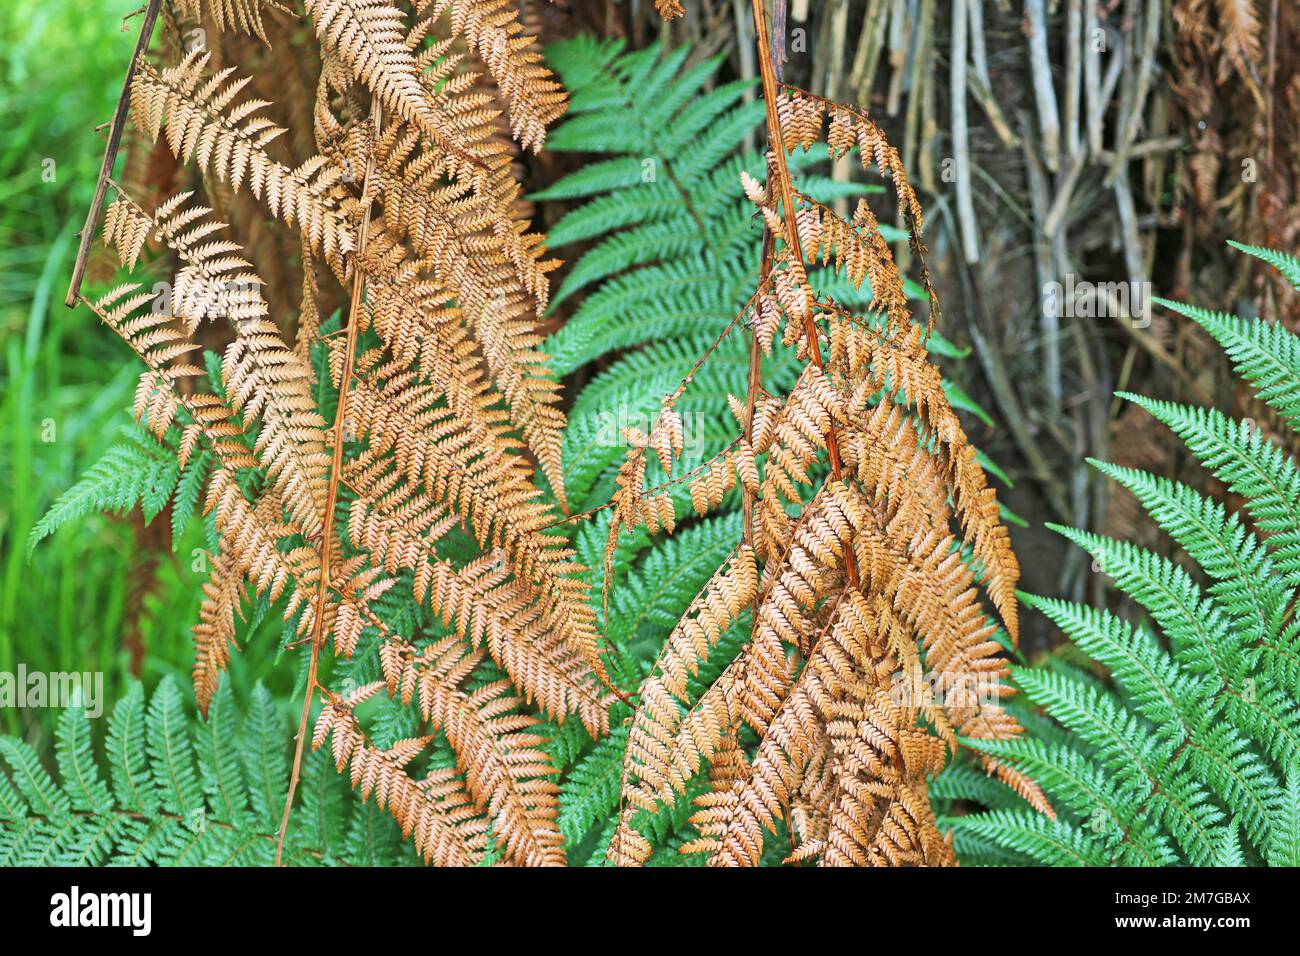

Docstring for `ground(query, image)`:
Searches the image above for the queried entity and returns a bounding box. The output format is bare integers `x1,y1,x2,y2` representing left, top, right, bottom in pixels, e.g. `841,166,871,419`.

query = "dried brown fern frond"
67,0,610,866
604,0,1041,867
1171,0,1299,323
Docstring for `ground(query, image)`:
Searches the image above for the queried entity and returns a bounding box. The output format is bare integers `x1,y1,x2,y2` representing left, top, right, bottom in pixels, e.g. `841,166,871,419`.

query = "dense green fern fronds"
1119,393,1300,584
1086,460,1291,651
950,808,1110,866
946,245,1300,866
0,678,416,866
1271,764,1300,866
558,728,626,862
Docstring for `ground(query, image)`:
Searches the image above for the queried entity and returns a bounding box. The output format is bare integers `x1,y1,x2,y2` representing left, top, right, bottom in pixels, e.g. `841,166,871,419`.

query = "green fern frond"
927,762,1023,811
171,450,210,548
952,244,1300,867
1227,240,1300,290
0,679,415,866
559,727,626,859
1045,525,1248,681
1217,822,1248,867
55,707,113,815
961,735,1177,866
1119,392,1300,586
1011,664,1228,865
1087,460,1291,645
1154,294,1300,432
29,424,179,550
948,809,1109,866
1270,763,1300,866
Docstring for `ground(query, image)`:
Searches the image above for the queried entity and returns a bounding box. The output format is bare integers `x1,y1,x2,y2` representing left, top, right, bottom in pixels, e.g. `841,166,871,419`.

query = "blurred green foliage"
0,3,282,744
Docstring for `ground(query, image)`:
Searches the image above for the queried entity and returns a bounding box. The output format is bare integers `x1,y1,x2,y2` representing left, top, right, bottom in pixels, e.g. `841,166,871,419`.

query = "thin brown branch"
275,99,383,867
750,0,858,588
64,0,162,309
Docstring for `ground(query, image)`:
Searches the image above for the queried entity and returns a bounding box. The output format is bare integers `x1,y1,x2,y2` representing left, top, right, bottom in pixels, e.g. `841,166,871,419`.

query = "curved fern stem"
276,99,383,867
750,0,858,588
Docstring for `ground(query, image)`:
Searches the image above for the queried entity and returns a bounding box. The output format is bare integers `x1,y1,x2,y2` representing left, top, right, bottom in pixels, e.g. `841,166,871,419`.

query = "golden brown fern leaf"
651,0,686,20
605,2,1036,867
130,51,357,270
73,2,597,865
352,624,568,866
303,0,487,176
415,0,566,152
178,0,274,42
313,682,489,864
368,123,569,506
1208,0,1266,95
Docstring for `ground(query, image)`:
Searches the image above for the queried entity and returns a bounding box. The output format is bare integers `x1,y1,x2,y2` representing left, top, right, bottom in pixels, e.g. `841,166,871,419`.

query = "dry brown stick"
1025,0,1061,172
1097,135,1184,162
951,0,979,264
823,0,853,216
899,0,934,269
275,99,383,867
967,0,990,80
64,0,162,309
849,0,890,106
1140,89,1170,216
1104,0,1159,185
1112,166,1146,295
1042,149,1088,237
1105,165,1208,399
1064,0,1083,157
1022,120,1061,407
966,73,1019,149
1265,0,1278,172
902,0,933,180
964,278,1073,522
734,0,758,154
1099,29,1125,108
919,30,940,196
821,0,849,99
750,0,859,589
967,0,1019,148
1110,342,1139,420
1109,0,1137,184
885,0,907,115
1084,0,1103,155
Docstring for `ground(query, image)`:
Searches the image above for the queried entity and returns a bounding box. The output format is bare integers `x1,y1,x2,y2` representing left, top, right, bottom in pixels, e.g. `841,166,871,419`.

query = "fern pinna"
544,2,1038,867
943,244,1300,867
46,1,613,866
